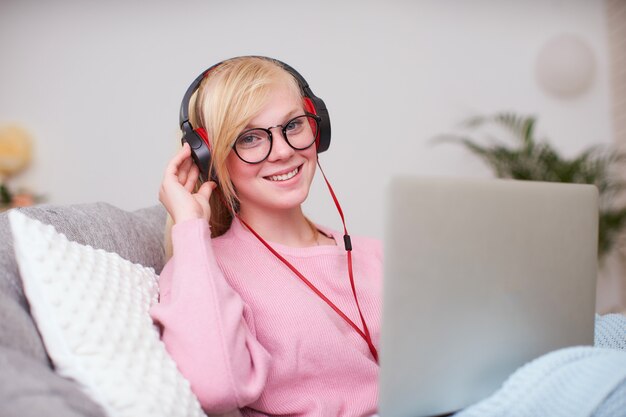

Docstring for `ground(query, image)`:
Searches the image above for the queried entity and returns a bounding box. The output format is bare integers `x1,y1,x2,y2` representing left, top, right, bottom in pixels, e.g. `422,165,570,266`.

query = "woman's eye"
237,133,265,148
285,118,304,133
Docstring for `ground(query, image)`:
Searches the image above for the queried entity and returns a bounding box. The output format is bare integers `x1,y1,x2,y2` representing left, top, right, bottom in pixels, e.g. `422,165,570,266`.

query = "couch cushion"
0,202,166,355
0,347,107,417
0,202,166,417
9,210,204,417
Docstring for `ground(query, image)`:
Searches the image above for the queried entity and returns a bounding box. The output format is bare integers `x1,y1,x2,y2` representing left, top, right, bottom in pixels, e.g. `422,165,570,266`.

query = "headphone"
179,56,332,182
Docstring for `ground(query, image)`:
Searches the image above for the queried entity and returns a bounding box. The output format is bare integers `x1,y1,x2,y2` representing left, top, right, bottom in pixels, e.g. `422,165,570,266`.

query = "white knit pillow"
8,210,206,417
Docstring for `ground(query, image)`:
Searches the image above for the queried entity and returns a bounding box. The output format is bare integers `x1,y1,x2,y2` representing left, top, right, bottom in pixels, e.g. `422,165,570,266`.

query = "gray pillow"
0,202,167,417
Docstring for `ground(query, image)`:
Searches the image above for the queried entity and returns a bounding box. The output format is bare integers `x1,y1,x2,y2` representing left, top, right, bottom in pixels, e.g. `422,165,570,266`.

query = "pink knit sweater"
150,217,382,416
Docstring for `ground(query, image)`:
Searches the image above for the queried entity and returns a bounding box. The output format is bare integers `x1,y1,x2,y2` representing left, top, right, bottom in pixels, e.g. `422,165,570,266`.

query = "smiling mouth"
266,165,301,182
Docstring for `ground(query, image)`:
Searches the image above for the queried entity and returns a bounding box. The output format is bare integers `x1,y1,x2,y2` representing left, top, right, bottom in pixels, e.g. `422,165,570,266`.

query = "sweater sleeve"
149,218,271,414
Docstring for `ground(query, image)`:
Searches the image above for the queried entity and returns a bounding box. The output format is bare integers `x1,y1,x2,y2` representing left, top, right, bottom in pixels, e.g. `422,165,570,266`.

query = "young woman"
150,56,382,416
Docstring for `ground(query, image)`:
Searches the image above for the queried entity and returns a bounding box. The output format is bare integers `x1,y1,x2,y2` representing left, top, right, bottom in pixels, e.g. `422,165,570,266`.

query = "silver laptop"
379,176,598,417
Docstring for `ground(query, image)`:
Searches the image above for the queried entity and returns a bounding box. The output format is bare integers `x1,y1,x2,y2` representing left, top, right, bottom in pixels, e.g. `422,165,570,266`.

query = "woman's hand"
159,142,217,224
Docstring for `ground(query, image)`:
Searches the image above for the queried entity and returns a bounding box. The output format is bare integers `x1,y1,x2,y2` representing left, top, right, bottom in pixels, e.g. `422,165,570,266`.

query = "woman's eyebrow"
245,108,303,130
284,108,303,120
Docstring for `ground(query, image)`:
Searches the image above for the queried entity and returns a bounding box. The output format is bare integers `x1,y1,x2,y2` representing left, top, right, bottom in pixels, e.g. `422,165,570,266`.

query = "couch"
0,202,167,417
2,202,625,417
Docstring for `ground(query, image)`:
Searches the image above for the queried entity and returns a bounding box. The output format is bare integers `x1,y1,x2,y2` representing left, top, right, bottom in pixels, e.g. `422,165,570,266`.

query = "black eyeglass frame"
232,113,322,164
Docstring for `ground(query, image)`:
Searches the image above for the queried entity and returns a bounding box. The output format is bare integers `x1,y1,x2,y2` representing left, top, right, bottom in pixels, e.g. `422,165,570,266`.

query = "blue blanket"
456,314,626,417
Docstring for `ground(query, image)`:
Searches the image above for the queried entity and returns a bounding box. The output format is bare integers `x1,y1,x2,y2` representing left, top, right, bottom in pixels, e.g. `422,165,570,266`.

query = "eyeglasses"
232,114,320,164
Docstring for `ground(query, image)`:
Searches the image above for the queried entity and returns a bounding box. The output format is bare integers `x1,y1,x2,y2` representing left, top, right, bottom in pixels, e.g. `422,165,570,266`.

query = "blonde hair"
165,57,303,257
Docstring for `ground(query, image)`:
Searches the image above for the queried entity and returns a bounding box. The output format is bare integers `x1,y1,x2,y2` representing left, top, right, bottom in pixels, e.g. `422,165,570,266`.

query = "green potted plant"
439,112,626,261
0,183,12,207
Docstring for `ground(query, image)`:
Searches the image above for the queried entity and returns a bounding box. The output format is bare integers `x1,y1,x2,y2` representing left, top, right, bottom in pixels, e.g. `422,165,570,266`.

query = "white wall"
0,0,612,240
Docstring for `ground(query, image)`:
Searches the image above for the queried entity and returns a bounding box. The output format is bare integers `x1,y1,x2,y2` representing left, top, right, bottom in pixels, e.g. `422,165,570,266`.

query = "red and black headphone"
179,56,332,182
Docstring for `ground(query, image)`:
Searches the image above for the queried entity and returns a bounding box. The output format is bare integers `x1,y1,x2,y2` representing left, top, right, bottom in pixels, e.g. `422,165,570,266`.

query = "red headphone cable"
235,159,379,363
316,159,378,363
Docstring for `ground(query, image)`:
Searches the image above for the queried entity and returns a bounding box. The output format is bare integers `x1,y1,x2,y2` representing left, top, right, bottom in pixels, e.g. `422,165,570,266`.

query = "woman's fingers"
197,181,217,200
178,156,194,185
159,143,216,224
194,181,217,220
165,142,191,177
184,163,200,191
164,143,200,190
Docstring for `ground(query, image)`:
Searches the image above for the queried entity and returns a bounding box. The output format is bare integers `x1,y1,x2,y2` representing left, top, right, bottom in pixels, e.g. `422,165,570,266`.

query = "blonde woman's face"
226,84,317,218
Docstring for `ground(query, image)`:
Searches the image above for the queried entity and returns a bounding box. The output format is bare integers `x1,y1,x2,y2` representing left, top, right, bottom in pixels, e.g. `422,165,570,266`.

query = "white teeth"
268,167,299,182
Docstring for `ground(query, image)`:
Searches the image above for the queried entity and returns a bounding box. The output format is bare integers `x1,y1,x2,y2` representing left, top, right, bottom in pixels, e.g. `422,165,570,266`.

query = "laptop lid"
379,177,598,417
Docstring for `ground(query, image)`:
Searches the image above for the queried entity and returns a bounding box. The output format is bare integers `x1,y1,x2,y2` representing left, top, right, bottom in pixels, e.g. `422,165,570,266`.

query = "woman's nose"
267,128,295,161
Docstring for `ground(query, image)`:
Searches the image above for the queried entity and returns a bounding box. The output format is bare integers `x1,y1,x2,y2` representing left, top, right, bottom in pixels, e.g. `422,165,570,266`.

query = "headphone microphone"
178,56,332,182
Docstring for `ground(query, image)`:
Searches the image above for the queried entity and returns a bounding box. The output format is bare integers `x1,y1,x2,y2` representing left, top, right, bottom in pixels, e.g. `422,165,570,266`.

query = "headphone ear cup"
181,128,215,182
303,97,331,153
